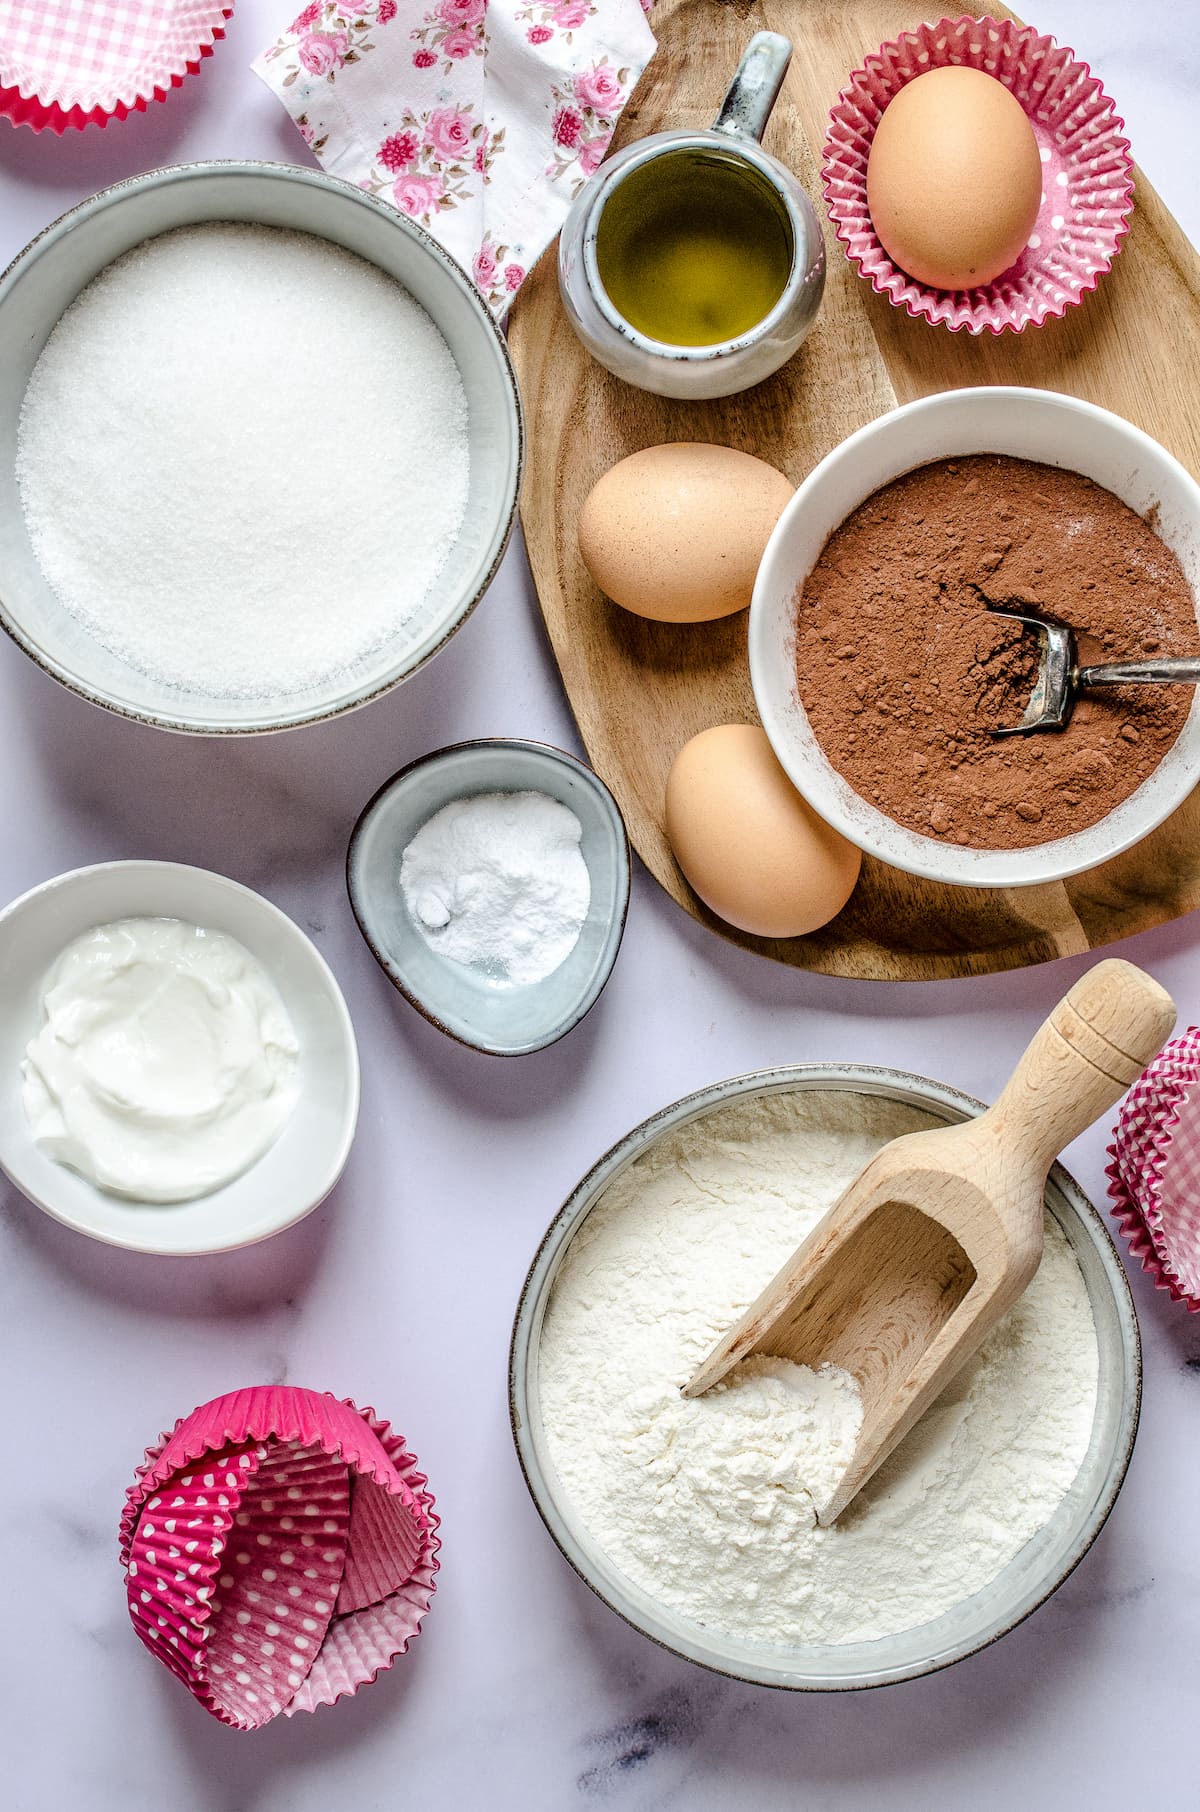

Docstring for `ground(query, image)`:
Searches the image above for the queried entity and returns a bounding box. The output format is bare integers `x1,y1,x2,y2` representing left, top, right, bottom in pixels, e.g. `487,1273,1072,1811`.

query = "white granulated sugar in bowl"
16,223,470,700
538,1089,1100,1649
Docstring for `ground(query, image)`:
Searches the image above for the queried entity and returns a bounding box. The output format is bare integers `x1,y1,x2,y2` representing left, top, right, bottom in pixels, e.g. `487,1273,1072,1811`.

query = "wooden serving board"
508,0,1200,981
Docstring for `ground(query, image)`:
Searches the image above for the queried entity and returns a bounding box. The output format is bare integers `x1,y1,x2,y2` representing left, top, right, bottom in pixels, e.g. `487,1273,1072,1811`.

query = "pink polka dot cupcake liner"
0,0,233,135
119,1386,439,1729
821,13,1134,334
1107,1027,1200,1312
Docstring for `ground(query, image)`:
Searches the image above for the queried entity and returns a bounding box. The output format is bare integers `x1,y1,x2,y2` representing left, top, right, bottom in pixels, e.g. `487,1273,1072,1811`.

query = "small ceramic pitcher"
558,33,825,401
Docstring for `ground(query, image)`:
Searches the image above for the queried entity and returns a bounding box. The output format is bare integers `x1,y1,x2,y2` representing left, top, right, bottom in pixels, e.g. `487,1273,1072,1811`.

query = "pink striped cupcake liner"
1107,1027,1200,1312
0,0,232,134
821,13,1134,334
120,1386,440,1728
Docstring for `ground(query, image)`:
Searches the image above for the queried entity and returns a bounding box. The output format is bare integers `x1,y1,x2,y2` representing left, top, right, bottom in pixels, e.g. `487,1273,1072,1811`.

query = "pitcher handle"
711,31,792,143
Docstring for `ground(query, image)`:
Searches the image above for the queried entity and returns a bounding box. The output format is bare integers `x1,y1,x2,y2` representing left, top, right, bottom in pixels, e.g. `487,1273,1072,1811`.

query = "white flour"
400,790,590,986
539,1089,1099,1647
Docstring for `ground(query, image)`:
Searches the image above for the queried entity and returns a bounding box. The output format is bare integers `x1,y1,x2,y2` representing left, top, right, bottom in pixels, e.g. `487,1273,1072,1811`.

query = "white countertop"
1,5,1197,1808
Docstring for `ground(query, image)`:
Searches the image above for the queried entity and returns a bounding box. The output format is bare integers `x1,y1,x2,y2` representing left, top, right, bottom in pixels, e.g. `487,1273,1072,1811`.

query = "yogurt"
22,917,299,1203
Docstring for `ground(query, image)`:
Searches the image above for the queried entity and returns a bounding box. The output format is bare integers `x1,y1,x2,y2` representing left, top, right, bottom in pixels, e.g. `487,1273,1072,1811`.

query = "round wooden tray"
507,0,1200,980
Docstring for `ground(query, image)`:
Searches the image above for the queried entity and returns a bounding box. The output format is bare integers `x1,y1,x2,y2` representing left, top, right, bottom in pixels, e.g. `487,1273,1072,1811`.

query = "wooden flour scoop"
683,960,1175,1524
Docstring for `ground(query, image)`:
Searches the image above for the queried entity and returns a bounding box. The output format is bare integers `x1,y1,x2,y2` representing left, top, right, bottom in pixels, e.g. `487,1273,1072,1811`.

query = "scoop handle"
985,958,1175,1174
1078,657,1200,687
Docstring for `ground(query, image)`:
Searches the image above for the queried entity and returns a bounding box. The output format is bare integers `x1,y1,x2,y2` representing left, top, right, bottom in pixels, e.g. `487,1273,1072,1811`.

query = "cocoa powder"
794,455,1199,850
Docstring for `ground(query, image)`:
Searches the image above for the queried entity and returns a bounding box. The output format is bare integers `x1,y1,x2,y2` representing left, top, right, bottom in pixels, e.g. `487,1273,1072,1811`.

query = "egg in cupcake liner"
821,13,1134,334
1107,1026,1200,1311
0,0,232,134
120,1386,439,1728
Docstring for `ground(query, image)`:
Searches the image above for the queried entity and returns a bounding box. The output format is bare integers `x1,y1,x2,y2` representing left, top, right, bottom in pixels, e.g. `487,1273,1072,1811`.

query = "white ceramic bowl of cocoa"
749,387,1200,888
0,161,522,734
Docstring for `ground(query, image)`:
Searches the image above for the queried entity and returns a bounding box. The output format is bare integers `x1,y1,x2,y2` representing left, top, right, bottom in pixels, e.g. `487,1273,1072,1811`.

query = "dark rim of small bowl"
346,737,633,1057
508,1061,1142,1689
0,159,524,737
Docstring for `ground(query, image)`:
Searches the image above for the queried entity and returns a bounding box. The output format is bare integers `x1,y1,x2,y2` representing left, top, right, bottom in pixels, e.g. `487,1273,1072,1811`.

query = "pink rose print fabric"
254,0,657,317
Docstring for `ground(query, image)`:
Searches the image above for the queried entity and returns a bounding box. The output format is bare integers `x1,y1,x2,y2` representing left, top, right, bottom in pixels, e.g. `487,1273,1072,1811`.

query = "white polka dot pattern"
820,14,1134,335
203,1443,348,1726
1107,1026,1200,1308
122,1388,440,1730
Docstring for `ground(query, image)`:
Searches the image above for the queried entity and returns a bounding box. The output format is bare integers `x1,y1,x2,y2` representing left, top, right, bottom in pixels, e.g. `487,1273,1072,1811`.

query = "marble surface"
1,5,1197,1808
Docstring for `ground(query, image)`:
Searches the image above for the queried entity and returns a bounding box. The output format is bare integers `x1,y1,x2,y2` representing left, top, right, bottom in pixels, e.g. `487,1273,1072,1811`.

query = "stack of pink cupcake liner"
120,1386,440,1728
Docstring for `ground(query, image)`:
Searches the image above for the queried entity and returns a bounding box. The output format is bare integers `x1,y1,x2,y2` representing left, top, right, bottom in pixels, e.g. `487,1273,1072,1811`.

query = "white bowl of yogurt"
510,1064,1140,1689
0,861,359,1254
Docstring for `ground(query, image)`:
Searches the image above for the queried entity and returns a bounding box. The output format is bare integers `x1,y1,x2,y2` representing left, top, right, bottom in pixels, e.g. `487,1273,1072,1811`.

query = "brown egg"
866,67,1042,291
578,443,794,623
665,725,862,938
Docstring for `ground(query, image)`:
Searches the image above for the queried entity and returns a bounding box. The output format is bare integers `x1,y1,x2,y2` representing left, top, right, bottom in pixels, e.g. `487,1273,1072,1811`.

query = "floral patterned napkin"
254,0,657,315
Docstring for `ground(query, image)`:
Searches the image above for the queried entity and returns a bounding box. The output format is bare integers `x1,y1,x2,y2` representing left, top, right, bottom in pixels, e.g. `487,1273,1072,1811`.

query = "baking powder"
539,1089,1099,1646
400,790,590,986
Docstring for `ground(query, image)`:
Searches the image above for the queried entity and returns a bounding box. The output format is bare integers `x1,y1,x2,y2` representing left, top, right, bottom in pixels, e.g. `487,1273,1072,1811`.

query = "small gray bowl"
347,739,631,1056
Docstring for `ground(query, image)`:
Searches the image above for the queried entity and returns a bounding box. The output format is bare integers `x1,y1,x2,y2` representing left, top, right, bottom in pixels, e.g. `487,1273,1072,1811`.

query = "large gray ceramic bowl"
510,1064,1141,1690
0,161,522,733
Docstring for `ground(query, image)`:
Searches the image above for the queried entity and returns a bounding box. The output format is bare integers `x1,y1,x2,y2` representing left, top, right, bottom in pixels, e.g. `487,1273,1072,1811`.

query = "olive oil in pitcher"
594,146,795,348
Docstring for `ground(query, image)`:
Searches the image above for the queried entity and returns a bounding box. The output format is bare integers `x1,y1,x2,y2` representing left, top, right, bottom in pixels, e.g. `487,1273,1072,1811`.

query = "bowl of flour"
511,1066,1140,1689
0,162,522,732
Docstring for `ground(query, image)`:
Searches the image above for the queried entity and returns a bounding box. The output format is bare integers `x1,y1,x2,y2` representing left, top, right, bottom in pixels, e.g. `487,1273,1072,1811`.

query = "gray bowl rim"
346,736,633,1057
0,158,524,737
509,1060,1143,1690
